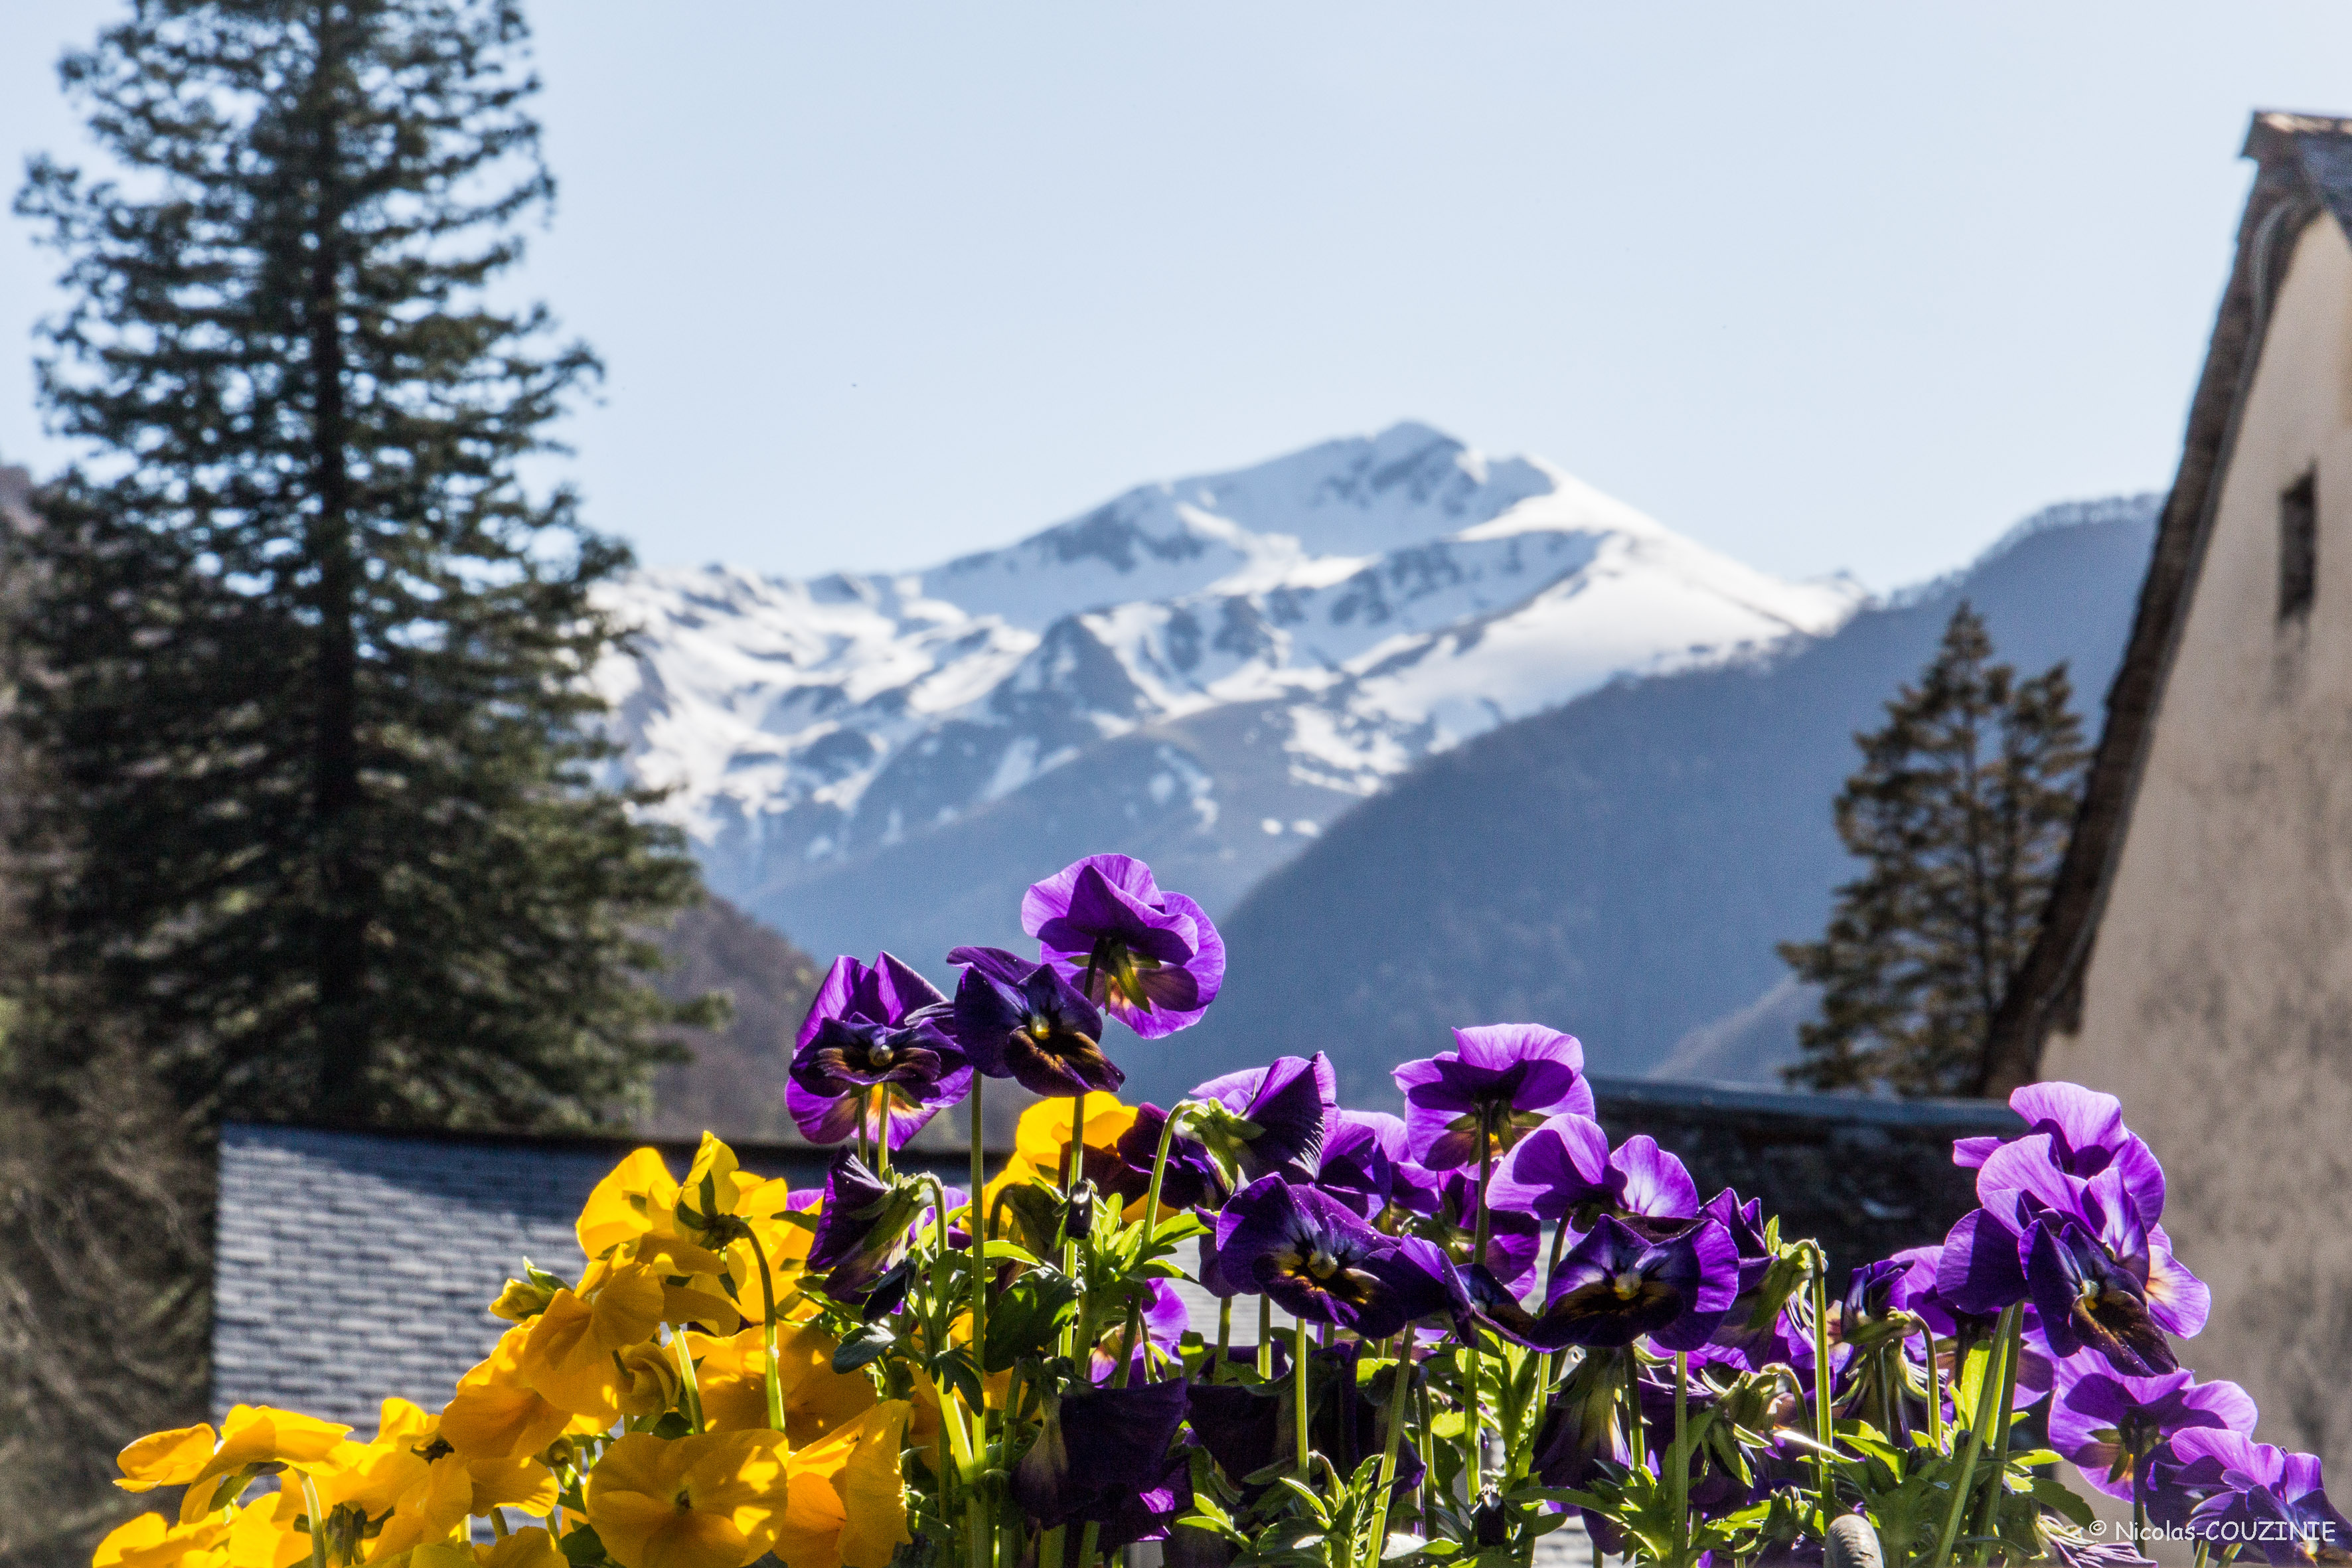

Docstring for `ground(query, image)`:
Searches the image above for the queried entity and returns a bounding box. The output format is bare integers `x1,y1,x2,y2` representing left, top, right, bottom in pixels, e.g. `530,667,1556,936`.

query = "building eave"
1980,111,2352,1091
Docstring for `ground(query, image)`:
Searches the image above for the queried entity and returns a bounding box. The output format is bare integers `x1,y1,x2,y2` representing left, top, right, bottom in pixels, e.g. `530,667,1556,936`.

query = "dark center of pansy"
869,1044,894,1067
1610,1269,1644,1299
1307,1249,1338,1280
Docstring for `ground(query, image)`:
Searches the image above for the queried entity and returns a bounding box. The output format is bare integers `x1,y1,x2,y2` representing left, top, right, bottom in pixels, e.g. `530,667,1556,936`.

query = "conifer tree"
1780,603,2087,1095
8,0,712,1128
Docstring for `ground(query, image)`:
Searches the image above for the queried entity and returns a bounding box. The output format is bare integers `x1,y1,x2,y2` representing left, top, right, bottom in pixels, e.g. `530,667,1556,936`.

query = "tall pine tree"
9,0,712,1128
1780,603,2087,1096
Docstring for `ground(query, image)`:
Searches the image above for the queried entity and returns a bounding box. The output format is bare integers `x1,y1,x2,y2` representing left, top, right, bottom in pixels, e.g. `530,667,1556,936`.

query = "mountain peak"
593,426,1863,960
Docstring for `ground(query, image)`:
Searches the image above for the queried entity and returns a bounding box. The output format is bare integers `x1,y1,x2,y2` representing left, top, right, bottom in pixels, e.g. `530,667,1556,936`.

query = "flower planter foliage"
98,856,2347,1568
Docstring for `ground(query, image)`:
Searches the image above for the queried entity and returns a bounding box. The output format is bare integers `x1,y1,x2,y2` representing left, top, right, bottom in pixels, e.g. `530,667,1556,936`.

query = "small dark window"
2281,469,2317,621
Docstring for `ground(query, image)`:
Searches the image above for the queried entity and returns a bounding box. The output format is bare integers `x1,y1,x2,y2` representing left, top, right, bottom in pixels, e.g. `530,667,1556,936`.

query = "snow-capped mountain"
597,422,1863,968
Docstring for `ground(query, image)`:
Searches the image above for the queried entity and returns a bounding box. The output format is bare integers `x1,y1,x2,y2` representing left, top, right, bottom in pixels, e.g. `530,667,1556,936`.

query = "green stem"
1924,1318,1944,1455
968,1076,992,1568
1531,1223,1571,1407
1214,1295,1232,1383
1111,1115,1181,1390
1294,1314,1313,1480
1061,1090,1087,1358
1469,1108,1496,1507
299,1474,329,1568
1075,1522,1101,1568
872,1084,892,1177
1257,1295,1272,1379
1416,1368,1437,1532
1929,1303,2017,1568
1363,1341,1415,1568
1473,1103,1495,1261
1465,1340,1485,1501
742,1225,787,1433
1672,1351,1689,1560
1624,1346,1645,1482
1810,1248,1834,1528
670,1327,705,1431
1971,1309,2022,1563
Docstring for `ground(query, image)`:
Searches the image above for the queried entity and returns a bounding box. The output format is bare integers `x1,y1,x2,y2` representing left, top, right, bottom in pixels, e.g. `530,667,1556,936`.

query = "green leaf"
982,1269,1079,1372
832,1322,897,1372
558,1525,609,1567
2030,1476,2096,1529
981,1241,1041,1265
1273,1476,1334,1526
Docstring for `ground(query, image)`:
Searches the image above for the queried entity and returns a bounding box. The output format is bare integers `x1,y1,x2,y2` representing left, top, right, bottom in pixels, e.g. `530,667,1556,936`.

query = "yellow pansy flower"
577,1148,684,1261
769,1403,911,1568
222,1486,311,1568
439,1328,603,1464
118,1406,353,1522
515,1265,665,1419
329,1439,471,1562
397,1526,568,1568
687,1322,875,1446
474,1528,566,1568
581,1241,740,1337
981,1097,1139,1223
585,1429,791,1568
672,1135,795,1247
92,1512,232,1568
369,1398,557,1522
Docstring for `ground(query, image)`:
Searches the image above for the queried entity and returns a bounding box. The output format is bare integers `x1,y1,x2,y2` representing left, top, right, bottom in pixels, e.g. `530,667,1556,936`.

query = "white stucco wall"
2042,213,2352,1458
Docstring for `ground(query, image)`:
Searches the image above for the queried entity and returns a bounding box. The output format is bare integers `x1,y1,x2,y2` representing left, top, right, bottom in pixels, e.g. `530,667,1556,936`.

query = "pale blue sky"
6,3,2352,590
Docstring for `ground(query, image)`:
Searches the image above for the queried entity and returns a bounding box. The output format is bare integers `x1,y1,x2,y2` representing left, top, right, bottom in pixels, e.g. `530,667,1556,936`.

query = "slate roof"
212,1080,2020,1431
210,1123,839,1428
1982,110,2352,1089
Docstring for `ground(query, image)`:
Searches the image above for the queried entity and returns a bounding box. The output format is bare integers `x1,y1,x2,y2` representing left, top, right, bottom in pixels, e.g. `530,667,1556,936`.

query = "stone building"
1984,111,2352,1456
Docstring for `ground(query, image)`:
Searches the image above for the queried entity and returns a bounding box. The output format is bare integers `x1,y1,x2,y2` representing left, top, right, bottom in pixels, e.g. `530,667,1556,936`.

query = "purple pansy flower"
1214,1176,1450,1338
795,951,945,1048
1190,1053,1338,1182
1488,1115,1699,1231
1107,1103,1227,1212
1936,1206,2032,1317
1012,1375,1193,1535
1315,1110,1407,1218
1689,1190,1809,1373
1394,1024,1595,1170
1946,1131,2208,1377
1415,1167,1543,1298
2027,1215,2183,1375
1955,1081,2165,1225
2167,1431,2352,1565
787,1013,971,1150
788,953,968,1150
2052,1539,2157,1568
1841,1259,1912,1341
1022,854,1225,1038
1890,1241,1976,1340
941,945,1113,1098
1088,1278,1193,1385
2049,1358,2258,1504
805,1150,927,1309
1475,1214,1739,1352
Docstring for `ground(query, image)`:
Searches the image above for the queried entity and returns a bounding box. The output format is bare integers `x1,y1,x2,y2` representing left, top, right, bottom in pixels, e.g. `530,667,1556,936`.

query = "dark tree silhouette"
9,0,714,1128
1781,603,2086,1095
